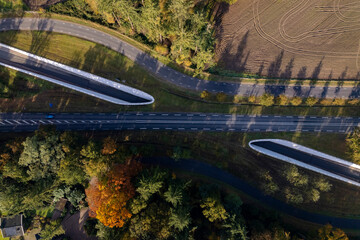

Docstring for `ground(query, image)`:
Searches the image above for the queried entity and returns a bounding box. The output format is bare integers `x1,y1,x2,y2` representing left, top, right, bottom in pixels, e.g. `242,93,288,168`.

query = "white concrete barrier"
0,43,154,105
249,139,360,187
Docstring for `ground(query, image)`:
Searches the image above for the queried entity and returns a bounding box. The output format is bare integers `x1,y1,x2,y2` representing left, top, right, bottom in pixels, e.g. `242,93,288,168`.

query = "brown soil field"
215,0,360,80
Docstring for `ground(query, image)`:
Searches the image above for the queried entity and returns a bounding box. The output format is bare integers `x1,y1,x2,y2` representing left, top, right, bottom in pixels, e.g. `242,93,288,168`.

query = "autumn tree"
101,137,117,155
85,160,142,228
260,93,274,106
318,224,348,240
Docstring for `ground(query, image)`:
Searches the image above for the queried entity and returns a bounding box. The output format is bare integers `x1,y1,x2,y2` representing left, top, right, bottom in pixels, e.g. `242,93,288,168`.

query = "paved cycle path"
0,18,359,99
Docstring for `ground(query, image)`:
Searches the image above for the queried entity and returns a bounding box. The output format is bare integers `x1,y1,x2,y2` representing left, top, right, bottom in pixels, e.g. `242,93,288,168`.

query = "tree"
164,180,189,207
136,167,167,201
39,220,65,240
314,177,332,192
18,134,65,181
306,97,318,106
222,214,248,240
85,161,142,228
346,128,360,164
201,90,210,100
290,96,302,106
259,93,274,106
216,92,227,102
101,137,117,155
58,155,86,185
276,95,288,105
332,98,345,106
192,49,214,76
318,224,348,240
248,95,256,103
168,207,191,231
283,166,308,187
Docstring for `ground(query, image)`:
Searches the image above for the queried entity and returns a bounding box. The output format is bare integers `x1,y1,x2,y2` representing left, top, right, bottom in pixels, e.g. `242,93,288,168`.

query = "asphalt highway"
0,112,358,133
0,45,151,104
252,141,360,184
0,18,358,99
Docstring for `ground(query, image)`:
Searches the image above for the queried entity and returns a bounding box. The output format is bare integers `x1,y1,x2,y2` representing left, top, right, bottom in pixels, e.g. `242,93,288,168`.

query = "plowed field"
215,0,360,80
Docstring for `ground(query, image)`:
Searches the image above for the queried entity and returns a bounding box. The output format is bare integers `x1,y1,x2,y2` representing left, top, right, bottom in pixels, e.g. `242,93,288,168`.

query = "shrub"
233,95,243,104
348,99,360,105
320,99,333,106
154,45,169,56
200,90,210,100
332,98,346,106
290,97,302,106
216,92,227,102
276,95,288,105
183,59,192,67
305,97,318,107
260,94,274,106
248,95,256,103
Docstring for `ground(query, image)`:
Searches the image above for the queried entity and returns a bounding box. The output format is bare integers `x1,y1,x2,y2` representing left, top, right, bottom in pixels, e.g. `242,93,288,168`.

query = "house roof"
0,214,24,238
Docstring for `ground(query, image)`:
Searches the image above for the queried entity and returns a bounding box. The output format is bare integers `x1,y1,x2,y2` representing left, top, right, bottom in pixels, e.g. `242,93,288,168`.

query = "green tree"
18,134,65,181
168,207,191,231
136,167,167,201
346,127,360,164
39,220,65,240
222,214,248,240
276,94,288,105
284,166,308,187
259,93,274,106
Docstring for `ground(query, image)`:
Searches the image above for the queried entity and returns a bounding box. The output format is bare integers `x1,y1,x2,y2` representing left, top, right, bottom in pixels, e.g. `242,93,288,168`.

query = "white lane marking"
191,128,198,130
229,128,235,131
0,121,5,125
149,113,156,116
203,128,210,130
165,128,172,130
152,128,159,130
39,120,46,124
140,127,147,130
241,129,248,131
162,114,169,116
178,128,185,130
174,114,181,116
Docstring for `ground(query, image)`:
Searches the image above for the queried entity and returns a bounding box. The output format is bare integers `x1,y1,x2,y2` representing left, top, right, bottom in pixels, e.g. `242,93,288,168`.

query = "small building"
0,214,25,238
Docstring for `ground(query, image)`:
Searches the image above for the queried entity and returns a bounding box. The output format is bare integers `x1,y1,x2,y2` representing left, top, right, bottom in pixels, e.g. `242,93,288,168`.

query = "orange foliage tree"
85,160,142,228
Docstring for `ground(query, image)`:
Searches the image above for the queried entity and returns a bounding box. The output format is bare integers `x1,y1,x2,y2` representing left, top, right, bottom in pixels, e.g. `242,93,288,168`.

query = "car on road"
45,114,55,119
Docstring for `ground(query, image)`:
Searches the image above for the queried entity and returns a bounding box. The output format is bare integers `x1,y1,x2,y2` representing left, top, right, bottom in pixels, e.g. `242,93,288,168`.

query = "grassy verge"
0,30,359,116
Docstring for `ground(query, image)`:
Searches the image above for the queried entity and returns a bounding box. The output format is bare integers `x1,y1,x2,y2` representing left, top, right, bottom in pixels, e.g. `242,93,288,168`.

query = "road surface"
0,44,154,105
0,18,359,99
0,112,358,133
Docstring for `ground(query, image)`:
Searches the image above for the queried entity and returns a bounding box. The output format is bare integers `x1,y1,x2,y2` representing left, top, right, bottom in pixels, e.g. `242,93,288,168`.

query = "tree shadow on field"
29,19,54,55
0,14,25,45
217,31,250,72
267,50,284,78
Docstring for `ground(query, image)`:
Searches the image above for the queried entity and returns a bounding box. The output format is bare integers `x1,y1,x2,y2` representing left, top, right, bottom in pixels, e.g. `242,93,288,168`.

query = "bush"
276,95,288,105
320,99,333,106
260,94,274,106
216,92,227,102
305,97,318,106
290,97,302,106
233,95,243,104
348,99,360,105
332,98,346,106
200,90,210,100
248,95,256,103
154,45,169,56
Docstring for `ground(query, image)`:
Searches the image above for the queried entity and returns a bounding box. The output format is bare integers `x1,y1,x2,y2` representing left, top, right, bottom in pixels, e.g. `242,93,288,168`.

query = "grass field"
0,31,360,116
216,0,360,80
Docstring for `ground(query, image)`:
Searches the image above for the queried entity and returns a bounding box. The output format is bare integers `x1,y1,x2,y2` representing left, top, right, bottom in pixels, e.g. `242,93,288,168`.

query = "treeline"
201,90,360,107
0,128,349,239
48,0,236,75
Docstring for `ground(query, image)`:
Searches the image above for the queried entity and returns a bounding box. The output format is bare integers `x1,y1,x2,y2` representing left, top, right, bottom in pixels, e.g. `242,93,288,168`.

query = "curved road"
0,18,359,99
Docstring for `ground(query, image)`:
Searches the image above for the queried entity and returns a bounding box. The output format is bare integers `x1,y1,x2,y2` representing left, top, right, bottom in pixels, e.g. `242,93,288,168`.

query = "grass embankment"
0,30,359,116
